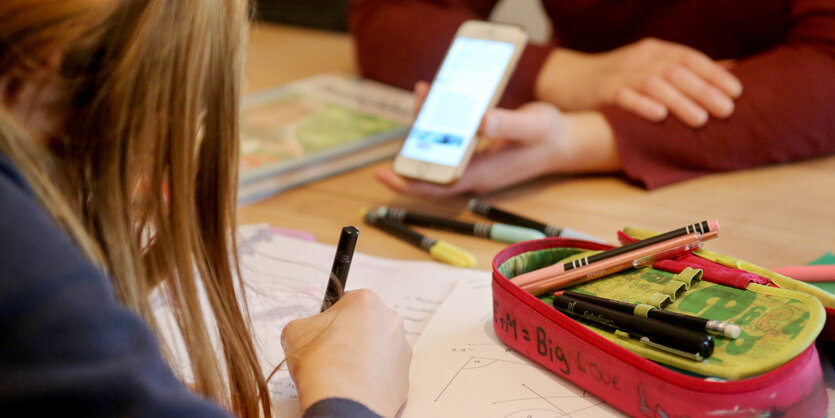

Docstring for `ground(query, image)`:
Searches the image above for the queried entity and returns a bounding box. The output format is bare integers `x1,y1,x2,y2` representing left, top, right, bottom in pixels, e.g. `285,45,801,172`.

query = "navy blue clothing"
304,399,382,418
0,154,378,417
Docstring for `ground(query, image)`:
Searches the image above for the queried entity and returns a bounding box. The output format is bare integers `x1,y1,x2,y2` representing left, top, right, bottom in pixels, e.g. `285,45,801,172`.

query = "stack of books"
239,73,413,204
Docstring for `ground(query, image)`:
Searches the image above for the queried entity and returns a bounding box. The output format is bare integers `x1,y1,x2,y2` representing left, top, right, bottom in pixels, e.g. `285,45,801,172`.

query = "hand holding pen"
284,290,412,416
283,226,412,416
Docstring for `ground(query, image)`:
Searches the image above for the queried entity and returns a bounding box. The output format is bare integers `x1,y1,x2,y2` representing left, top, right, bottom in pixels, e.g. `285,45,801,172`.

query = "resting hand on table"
281,289,412,417
376,83,621,198
536,38,743,127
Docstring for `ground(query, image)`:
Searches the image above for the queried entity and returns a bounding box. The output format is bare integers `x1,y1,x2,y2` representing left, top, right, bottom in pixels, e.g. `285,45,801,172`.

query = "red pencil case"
492,237,829,417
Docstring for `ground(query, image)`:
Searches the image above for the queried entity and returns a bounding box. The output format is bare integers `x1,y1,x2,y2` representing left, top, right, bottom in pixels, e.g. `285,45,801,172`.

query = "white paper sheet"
235,225,460,416
156,225,623,417
401,272,624,418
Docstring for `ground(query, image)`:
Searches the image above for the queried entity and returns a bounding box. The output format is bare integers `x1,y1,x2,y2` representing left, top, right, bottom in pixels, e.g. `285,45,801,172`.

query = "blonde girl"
0,1,410,416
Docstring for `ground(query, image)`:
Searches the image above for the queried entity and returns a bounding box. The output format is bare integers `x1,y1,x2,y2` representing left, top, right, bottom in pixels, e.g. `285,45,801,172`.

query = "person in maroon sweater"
350,0,835,195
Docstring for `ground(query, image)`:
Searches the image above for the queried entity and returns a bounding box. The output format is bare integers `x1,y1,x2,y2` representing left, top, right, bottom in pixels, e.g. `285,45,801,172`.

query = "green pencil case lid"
501,247,826,380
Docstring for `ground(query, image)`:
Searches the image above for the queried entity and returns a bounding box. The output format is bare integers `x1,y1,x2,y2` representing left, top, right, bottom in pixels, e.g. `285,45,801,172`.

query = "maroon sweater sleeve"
603,0,835,189
348,0,553,108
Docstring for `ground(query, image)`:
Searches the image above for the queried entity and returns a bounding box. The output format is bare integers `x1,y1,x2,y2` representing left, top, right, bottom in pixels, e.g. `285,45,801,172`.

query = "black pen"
468,198,603,243
361,209,476,268
552,294,714,361
560,291,740,339
376,206,545,243
321,226,359,312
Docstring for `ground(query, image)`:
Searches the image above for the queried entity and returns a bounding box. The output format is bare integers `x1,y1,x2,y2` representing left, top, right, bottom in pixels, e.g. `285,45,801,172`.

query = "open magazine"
239,73,413,204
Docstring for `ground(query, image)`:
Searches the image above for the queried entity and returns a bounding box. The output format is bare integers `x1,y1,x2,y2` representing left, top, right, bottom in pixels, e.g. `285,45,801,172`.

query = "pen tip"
341,225,360,236
359,208,368,218
725,324,741,339
553,290,565,296
467,198,479,211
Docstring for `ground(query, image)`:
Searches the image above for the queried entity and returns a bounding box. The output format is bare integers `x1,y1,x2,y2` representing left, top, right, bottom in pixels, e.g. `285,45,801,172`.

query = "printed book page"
402,273,624,418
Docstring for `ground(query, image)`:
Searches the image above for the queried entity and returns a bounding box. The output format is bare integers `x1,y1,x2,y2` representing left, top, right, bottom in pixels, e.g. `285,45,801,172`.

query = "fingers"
666,65,734,119
614,88,667,122
339,289,386,312
281,310,334,355
607,40,742,126
281,290,401,358
374,167,468,199
379,102,564,197
413,81,430,117
283,287,410,417
376,103,564,197
716,59,737,70
375,131,557,198
479,102,562,144
642,75,708,128
681,52,743,99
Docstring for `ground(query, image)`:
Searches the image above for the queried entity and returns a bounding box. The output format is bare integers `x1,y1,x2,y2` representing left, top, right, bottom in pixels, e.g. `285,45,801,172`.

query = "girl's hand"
537,38,743,127
281,290,411,417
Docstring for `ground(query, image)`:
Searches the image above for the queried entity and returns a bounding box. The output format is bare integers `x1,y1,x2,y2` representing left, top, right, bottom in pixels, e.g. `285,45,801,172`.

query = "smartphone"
392,20,528,184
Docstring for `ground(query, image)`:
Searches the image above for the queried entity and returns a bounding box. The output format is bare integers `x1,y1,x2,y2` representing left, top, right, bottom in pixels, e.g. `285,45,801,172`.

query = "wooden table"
241,23,835,272
242,22,834,414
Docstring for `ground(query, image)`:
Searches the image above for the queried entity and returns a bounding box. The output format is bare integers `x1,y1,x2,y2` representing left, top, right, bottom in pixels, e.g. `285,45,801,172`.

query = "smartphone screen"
399,37,517,167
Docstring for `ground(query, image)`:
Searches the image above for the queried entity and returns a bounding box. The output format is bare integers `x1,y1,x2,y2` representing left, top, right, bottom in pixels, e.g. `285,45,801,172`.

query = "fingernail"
693,109,709,127
719,99,734,118
653,105,668,121
730,80,743,98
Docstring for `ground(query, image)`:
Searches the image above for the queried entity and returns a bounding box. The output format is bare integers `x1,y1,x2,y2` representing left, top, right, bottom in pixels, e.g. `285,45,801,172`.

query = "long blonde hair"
0,1,271,416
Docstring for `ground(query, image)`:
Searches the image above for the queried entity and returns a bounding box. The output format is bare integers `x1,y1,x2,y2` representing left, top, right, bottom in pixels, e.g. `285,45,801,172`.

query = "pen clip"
632,240,704,268
639,337,704,361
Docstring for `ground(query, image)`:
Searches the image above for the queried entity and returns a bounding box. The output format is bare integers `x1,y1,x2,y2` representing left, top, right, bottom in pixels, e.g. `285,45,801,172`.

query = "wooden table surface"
240,22,835,272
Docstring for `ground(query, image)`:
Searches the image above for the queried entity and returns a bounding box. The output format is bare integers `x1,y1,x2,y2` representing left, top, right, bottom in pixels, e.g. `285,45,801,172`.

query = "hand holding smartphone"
393,21,527,184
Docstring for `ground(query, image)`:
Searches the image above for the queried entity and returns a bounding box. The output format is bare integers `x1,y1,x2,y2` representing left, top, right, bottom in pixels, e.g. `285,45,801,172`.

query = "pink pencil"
512,231,719,295
771,265,835,282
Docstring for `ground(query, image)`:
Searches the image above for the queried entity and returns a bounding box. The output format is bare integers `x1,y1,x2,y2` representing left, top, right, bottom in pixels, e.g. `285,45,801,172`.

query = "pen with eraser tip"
361,209,477,268
321,226,359,312
468,198,604,243
560,220,720,273
552,293,714,361
376,206,545,244
514,231,718,295
556,290,741,339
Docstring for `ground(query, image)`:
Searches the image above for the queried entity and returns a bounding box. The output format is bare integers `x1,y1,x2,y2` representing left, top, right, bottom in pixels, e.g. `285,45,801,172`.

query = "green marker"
377,206,546,244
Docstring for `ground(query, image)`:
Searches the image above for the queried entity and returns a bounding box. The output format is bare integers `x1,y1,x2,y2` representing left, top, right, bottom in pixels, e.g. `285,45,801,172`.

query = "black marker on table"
361,209,476,268
559,291,741,339
468,199,604,243
376,206,545,243
552,293,714,361
320,226,359,312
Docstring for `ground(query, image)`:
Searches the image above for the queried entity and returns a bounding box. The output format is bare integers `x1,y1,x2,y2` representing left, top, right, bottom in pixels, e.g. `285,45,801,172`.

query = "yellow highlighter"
361,208,476,268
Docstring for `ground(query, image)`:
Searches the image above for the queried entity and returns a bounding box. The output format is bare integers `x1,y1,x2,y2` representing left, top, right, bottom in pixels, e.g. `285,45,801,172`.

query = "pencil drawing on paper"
432,349,609,418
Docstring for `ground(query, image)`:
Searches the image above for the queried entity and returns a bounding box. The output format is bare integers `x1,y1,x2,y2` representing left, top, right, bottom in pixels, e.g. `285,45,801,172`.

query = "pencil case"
621,226,835,342
492,237,829,417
